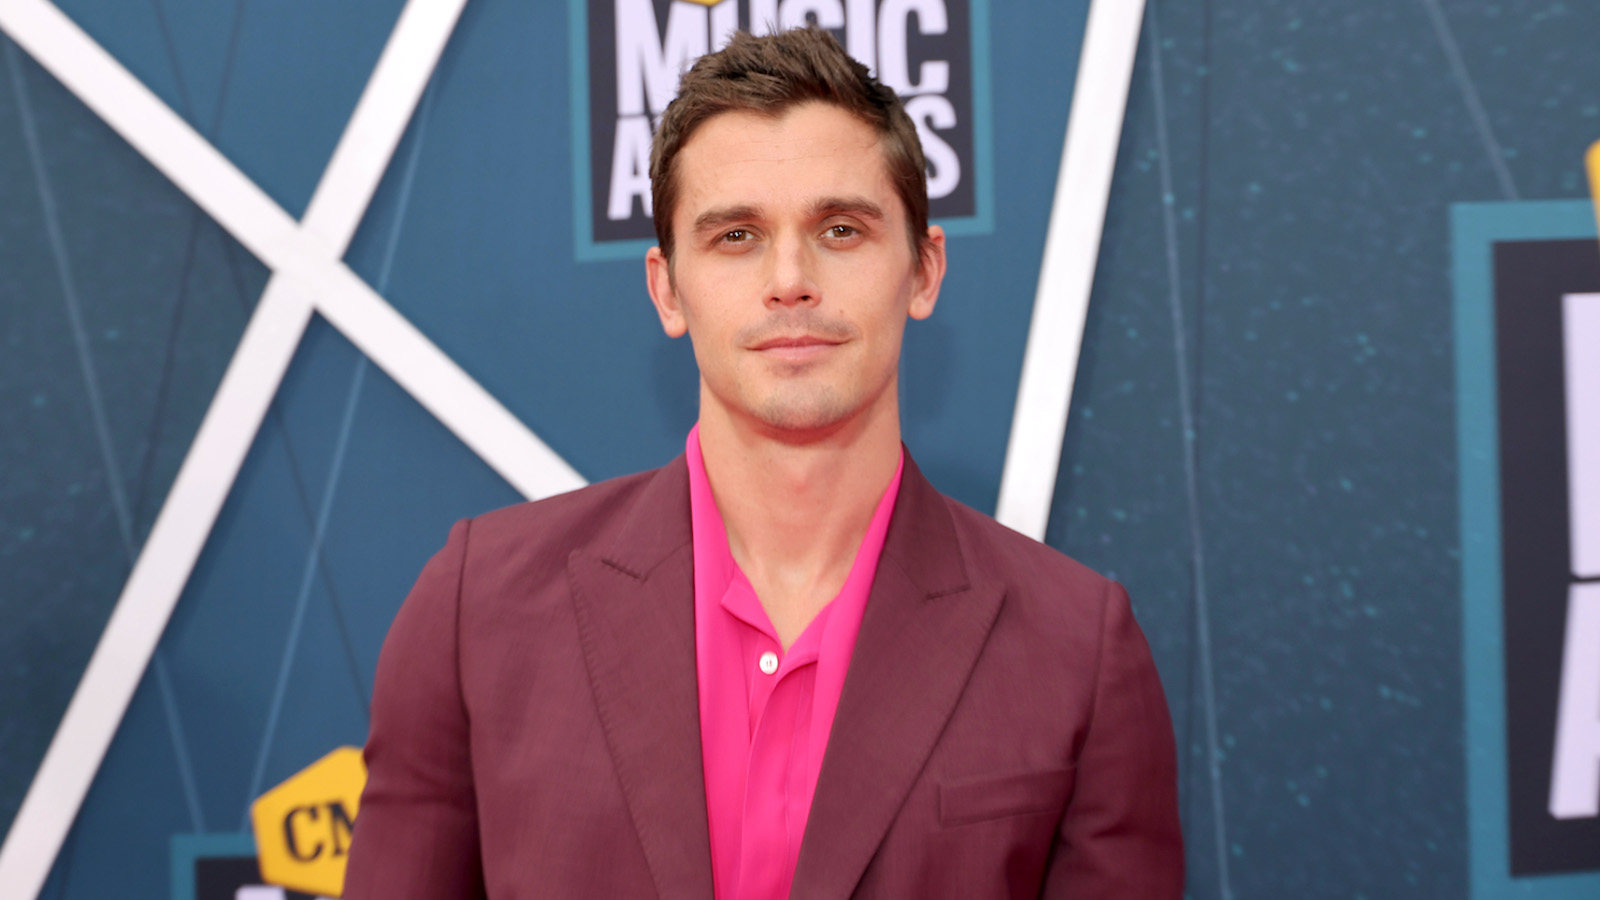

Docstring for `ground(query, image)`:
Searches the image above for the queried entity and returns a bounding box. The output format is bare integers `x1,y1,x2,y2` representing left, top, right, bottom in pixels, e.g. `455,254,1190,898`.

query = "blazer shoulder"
938,493,1113,596
449,463,678,583
473,467,656,540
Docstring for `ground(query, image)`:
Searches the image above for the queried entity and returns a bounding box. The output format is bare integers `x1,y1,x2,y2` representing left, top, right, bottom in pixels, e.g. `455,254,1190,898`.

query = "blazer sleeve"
344,520,487,899
1041,581,1184,898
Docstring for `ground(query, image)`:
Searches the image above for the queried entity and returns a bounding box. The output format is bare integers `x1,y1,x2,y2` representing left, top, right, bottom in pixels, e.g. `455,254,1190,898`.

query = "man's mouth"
750,335,843,361
752,335,839,350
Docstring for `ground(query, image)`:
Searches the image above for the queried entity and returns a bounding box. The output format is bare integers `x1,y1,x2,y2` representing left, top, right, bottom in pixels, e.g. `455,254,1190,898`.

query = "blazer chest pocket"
938,767,1076,828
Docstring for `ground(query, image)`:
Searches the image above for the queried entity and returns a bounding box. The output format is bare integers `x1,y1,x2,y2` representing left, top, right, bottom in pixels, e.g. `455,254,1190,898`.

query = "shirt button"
759,651,779,675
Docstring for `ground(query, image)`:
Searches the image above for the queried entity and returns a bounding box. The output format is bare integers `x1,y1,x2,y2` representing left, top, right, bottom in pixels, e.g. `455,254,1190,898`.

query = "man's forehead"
673,104,896,218
684,102,879,149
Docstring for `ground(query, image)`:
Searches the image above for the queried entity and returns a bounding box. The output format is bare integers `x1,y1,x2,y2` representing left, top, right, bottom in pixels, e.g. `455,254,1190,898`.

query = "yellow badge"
1588,140,1600,239
250,746,367,898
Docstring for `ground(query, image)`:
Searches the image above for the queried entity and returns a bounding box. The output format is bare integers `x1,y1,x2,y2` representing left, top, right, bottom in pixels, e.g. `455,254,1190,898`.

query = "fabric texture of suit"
344,452,1183,899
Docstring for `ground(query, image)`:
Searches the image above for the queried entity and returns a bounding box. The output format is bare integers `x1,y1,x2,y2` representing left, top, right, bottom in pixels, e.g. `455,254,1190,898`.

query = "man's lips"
750,335,843,351
748,334,844,362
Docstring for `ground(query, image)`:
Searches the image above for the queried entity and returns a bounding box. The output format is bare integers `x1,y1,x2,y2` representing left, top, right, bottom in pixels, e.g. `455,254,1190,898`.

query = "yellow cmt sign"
250,746,367,898
1588,140,1600,238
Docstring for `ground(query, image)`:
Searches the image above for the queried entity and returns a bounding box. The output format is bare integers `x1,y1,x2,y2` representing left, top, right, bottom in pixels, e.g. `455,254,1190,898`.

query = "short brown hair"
649,26,929,260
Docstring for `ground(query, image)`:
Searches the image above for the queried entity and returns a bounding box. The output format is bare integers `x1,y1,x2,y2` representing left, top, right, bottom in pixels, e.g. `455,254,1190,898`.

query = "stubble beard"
747,382,854,434
729,308,865,435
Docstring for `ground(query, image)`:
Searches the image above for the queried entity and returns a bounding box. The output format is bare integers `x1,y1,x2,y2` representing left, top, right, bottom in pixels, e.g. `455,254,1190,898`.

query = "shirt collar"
685,423,903,642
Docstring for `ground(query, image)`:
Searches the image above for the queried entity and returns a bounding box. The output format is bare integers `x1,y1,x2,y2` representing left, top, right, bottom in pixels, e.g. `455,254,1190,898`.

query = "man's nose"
765,232,819,308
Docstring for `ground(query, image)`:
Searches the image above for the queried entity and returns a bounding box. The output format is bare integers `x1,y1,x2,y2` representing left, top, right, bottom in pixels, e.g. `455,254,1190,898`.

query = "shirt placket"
722,577,824,900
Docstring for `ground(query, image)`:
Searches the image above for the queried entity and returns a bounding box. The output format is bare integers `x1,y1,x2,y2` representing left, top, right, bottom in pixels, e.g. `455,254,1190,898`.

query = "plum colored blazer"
343,452,1183,899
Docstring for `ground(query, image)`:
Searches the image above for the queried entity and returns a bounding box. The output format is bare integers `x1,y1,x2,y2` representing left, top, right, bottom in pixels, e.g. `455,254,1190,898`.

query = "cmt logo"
1552,294,1600,821
249,747,367,897
579,0,987,252
279,801,357,862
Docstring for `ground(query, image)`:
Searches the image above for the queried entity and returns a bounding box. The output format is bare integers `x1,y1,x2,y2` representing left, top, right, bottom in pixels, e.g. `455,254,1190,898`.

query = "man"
345,26,1181,900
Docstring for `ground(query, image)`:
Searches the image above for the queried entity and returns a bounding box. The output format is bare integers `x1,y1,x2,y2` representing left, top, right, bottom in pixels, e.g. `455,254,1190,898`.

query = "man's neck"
696,397,902,650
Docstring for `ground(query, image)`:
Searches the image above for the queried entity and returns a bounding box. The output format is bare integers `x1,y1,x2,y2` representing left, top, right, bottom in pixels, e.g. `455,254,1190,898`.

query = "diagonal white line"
310,257,586,499
299,0,466,251
0,1,582,896
6,33,211,842
0,279,318,900
994,0,1147,541
0,0,585,500
0,0,312,275
242,92,436,822
243,356,368,825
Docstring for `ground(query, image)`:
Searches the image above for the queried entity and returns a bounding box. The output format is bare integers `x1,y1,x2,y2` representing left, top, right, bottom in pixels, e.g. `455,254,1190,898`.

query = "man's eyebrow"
692,205,762,234
809,196,886,222
690,197,887,235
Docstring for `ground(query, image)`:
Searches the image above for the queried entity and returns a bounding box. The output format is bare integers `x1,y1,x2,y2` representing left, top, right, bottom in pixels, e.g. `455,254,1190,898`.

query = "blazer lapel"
567,457,714,900
790,454,1005,900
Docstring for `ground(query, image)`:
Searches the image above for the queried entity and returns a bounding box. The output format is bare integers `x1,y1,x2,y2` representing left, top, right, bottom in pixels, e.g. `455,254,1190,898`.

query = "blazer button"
759,651,779,675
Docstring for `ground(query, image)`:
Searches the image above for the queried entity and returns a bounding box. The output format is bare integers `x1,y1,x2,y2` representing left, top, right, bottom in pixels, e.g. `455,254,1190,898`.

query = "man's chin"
746,391,857,438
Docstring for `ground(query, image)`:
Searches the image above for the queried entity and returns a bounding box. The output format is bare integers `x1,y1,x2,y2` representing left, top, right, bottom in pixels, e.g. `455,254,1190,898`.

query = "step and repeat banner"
1456,194,1600,897
579,0,989,257
1,1,1599,898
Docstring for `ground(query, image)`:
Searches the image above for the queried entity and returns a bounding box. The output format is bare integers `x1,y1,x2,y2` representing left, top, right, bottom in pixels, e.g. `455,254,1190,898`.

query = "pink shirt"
687,426,903,900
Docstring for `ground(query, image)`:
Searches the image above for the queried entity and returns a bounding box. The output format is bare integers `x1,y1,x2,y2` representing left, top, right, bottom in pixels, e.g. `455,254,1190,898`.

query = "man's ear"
908,224,947,321
645,246,688,338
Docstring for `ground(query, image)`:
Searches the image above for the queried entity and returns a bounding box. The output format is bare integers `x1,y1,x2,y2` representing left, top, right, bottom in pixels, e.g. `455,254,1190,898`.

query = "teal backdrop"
2,1,1599,898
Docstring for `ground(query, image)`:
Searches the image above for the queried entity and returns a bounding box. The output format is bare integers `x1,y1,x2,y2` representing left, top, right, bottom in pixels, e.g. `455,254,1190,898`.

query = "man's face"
645,102,946,439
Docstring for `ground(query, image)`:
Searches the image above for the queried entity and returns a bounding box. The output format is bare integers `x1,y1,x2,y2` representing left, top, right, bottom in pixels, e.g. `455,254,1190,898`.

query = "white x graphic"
0,1,1144,896
0,0,583,895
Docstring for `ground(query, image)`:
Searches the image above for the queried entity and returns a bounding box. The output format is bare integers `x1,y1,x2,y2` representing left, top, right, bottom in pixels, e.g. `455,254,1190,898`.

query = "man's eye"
826,224,858,239
721,229,750,243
